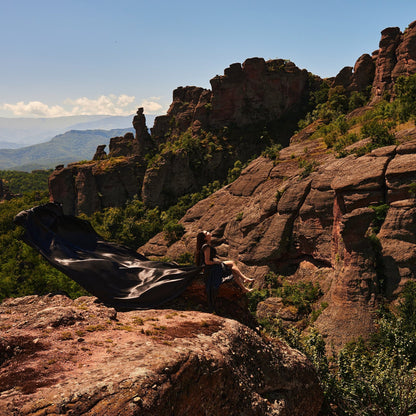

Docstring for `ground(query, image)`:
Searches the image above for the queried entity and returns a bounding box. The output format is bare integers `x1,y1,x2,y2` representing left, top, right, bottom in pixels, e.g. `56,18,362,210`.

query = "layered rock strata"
0,295,323,416
140,134,416,349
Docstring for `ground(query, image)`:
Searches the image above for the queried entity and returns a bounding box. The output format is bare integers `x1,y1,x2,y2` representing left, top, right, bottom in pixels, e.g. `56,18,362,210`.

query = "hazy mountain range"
0,128,134,172
0,114,156,149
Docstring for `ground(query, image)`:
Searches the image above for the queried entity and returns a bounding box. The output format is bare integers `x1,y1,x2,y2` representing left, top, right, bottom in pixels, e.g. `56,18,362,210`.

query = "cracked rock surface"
0,295,322,416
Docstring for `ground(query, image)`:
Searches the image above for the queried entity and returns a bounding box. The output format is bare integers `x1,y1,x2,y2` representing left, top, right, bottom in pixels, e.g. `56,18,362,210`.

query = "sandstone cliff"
45,20,416,350
140,129,416,350
0,294,323,416
332,20,416,101
49,58,315,215
49,21,416,215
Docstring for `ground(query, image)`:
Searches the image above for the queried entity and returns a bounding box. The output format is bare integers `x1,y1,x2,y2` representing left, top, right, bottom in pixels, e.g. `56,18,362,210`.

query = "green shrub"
369,203,389,234
227,160,243,183
247,289,269,313
394,73,416,122
261,143,282,161
265,285,416,416
298,158,318,178
361,120,396,147
163,220,185,245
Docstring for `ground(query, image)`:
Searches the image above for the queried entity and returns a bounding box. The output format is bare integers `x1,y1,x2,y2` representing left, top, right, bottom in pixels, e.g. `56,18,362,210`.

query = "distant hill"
0,128,133,171
0,114,156,148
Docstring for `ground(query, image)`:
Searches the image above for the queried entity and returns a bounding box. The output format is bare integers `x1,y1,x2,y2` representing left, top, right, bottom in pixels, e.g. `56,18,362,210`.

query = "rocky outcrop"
92,145,107,161
371,20,416,101
152,86,211,144
49,107,153,215
48,157,147,215
371,26,402,100
140,133,416,350
50,59,315,214
349,54,376,92
331,20,416,100
0,294,323,416
151,58,311,141
133,107,154,156
208,58,310,128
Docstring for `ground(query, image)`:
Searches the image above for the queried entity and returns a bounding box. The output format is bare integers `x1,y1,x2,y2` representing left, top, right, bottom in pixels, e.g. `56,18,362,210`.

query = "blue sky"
1,0,415,118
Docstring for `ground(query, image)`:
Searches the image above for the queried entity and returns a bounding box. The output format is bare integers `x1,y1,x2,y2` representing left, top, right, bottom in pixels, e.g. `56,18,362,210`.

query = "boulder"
350,54,376,92
0,295,323,416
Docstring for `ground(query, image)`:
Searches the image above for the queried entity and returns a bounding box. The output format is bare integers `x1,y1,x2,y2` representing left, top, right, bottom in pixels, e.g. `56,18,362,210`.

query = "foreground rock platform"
0,295,322,416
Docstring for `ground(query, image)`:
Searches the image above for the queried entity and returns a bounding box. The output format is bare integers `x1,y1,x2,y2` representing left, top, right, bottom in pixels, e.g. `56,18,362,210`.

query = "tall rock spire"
133,107,154,157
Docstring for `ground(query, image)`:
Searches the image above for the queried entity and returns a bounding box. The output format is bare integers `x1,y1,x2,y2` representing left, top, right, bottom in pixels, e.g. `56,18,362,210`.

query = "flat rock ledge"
0,295,322,416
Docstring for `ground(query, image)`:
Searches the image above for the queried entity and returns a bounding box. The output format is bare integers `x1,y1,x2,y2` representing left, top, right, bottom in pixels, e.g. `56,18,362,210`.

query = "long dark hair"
194,231,207,266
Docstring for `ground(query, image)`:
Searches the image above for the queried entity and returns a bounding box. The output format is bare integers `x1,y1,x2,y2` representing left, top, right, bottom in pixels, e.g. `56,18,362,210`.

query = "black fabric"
14,203,202,309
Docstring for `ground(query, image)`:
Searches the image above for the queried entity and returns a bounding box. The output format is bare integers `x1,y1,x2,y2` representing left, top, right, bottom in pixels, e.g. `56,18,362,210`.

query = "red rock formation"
133,107,154,156
332,66,353,90
140,133,416,350
50,59,313,213
370,20,416,101
391,20,416,83
49,157,147,215
332,20,416,101
350,54,376,92
92,144,107,160
0,295,323,416
209,58,309,128
371,26,402,100
50,107,152,215
152,58,310,141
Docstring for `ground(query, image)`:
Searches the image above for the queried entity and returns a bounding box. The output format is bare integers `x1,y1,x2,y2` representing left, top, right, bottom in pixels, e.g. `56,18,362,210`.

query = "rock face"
371,20,416,101
140,133,416,350
49,59,313,214
331,20,416,100
151,58,310,140
50,20,416,215
49,157,147,215
0,294,323,416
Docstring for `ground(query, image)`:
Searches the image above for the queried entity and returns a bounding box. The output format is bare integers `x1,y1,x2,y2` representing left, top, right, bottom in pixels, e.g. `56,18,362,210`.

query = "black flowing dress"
200,244,233,288
14,203,201,309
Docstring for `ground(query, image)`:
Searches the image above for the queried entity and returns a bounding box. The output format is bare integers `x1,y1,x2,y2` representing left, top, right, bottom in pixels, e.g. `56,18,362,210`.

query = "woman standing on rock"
194,230,253,297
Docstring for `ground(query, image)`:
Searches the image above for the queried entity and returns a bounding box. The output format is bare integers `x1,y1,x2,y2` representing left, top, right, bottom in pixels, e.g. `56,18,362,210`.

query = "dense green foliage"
255,280,416,416
0,191,88,300
247,272,323,317
0,169,52,194
83,180,223,251
300,73,416,158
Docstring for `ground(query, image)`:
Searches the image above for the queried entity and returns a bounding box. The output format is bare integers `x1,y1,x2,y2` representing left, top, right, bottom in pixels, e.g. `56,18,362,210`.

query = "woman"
195,230,253,293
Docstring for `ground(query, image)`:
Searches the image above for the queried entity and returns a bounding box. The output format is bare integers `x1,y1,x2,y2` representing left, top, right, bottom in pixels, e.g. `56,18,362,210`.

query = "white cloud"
1,94,141,118
140,99,163,114
2,101,69,117
64,94,137,116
